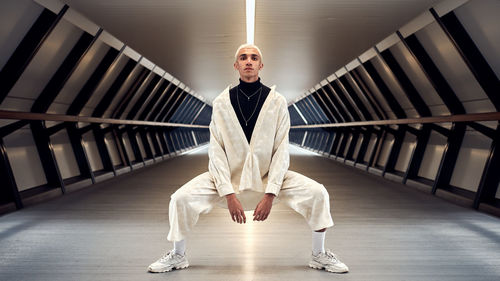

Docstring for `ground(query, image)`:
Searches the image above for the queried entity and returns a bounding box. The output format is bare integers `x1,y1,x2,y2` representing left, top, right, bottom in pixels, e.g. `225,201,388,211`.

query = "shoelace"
325,250,339,262
159,250,175,262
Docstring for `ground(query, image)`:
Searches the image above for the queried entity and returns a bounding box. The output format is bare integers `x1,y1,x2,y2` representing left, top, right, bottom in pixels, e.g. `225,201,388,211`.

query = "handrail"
291,112,500,129
0,110,208,129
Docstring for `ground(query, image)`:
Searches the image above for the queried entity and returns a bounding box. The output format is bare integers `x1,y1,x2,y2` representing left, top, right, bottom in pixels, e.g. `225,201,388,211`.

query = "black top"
229,78,271,143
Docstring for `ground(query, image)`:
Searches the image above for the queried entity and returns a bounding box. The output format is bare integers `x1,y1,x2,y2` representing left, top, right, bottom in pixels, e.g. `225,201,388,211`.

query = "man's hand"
226,194,246,224
253,193,275,221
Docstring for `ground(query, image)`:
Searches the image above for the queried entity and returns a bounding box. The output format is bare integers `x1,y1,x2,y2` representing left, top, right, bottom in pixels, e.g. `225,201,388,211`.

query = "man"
148,44,348,274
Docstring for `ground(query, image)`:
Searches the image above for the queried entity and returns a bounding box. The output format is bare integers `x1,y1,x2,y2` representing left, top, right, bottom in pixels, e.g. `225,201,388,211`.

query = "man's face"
234,47,263,81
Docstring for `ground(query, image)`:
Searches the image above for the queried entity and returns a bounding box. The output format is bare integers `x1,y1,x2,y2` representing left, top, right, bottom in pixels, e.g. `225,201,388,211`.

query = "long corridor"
1,145,499,281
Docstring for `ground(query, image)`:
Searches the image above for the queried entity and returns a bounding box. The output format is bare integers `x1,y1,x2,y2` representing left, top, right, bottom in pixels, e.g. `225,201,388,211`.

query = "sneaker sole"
308,261,348,273
148,262,189,273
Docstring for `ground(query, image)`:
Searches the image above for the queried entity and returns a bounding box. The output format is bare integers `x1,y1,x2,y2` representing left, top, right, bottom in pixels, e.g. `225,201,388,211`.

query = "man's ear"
234,62,238,70
259,63,264,70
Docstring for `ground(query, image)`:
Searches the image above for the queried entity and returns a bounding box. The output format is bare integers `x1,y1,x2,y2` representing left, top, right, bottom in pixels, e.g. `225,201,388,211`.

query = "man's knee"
311,183,330,202
170,188,190,207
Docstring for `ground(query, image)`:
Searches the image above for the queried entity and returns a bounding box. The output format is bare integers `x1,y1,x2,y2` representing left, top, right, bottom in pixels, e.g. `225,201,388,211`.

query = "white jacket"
208,85,290,197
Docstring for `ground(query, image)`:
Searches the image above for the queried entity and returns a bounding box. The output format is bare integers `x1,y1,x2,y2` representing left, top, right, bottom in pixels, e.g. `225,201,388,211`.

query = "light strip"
246,0,255,44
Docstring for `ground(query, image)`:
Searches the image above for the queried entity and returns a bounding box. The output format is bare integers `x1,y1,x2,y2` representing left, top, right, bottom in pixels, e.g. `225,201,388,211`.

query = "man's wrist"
264,193,275,200
225,193,236,200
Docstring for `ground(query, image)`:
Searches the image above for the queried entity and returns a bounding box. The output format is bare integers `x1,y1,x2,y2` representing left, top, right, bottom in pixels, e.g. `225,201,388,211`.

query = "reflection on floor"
0,145,499,281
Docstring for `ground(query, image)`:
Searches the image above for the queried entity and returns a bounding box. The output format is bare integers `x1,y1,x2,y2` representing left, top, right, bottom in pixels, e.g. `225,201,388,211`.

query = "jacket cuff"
216,183,234,197
265,183,282,196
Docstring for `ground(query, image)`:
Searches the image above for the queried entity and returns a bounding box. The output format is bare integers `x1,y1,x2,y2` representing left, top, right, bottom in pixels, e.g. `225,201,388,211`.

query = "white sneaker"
309,249,349,273
148,250,189,273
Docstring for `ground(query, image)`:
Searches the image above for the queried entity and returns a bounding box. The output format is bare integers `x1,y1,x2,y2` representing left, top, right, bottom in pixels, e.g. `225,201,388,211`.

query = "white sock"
173,239,186,256
312,231,325,256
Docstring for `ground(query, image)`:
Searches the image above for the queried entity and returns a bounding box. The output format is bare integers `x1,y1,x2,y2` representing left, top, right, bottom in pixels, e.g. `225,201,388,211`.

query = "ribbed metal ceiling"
61,0,441,102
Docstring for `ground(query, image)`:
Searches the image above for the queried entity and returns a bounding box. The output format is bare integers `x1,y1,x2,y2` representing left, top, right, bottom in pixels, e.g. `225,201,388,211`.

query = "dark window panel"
297,101,315,124
0,139,22,208
112,67,150,119
473,124,500,208
138,80,170,120
362,61,407,118
403,125,431,183
307,95,329,123
351,68,387,119
67,124,95,183
311,91,337,123
326,83,355,122
138,128,154,160
319,87,346,122
403,32,465,114
185,101,203,124
289,106,305,126
163,91,188,122
0,6,68,104
148,85,178,121
67,47,121,115
330,80,361,121
126,74,162,119
170,95,194,123
92,58,137,117
432,123,466,194
338,75,373,120
32,30,99,113
92,125,116,174
382,126,406,175
380,49,431,117
432,9,500,111
30,121,65,192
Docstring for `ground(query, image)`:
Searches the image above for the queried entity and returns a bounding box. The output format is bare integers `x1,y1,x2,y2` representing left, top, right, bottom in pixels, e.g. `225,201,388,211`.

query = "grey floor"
1,145,500,281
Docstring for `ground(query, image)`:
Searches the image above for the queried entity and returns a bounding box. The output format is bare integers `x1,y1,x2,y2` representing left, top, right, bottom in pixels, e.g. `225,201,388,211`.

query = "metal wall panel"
0,0,44,70
376,135,394,168
415,22,494,112
3,127,47,191
82,131,104,171
364,134,379,163
370,55,417,117
119,71,156,119
2,19,82,110
48,40,110,114
104,132,122,166
450,131,492,192
417,131,446,180
50,129,80,179
121,133,135,163
354,66,397,119
394,134,417,173
135,132,147,160
80,54,129,116
454,0,500,78
103,65,145,118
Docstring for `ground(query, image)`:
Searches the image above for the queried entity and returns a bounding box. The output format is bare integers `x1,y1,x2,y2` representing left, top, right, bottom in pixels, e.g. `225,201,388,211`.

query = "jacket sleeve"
265,98,290,196
208,111,234,197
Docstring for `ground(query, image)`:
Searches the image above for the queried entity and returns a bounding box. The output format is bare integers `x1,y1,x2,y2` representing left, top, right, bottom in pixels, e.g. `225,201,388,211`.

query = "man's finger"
241,210,246,223
253,211,259,221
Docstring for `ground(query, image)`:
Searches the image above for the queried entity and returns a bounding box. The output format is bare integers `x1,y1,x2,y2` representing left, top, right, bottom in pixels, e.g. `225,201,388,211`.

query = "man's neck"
240,76,259,83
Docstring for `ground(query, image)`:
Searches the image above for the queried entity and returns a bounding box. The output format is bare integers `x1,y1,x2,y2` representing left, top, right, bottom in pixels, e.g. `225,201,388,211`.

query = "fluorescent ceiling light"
246,0,255,44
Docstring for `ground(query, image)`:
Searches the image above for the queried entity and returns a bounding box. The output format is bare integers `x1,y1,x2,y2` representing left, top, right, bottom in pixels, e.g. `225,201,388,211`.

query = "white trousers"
167,170,334,241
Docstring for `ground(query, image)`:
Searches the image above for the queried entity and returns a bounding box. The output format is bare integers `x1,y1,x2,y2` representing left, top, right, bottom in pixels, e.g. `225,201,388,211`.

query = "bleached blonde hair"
234,43,263,62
